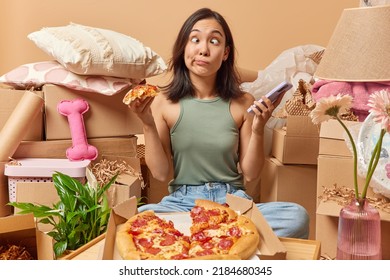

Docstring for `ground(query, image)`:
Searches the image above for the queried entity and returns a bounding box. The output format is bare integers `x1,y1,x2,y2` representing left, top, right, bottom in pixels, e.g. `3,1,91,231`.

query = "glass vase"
336,198,382,260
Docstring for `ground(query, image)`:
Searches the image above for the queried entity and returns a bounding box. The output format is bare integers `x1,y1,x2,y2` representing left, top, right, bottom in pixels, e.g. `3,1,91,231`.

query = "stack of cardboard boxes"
261,115,320,240
0,84,145,259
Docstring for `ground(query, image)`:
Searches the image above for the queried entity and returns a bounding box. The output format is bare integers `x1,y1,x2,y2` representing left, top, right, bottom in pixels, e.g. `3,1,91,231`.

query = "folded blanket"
312,80,390,121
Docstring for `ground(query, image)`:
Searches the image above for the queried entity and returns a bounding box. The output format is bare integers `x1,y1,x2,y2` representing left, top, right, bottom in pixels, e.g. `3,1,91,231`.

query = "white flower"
310,94,353,125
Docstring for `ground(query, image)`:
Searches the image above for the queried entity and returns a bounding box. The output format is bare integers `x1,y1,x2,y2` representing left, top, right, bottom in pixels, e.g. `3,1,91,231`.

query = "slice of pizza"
188,200,260,260
189,199,237,235
116,210,191,260
123,84,159,105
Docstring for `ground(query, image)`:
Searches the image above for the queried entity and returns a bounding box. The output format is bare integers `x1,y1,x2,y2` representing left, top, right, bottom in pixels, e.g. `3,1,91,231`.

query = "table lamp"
314,5,390,82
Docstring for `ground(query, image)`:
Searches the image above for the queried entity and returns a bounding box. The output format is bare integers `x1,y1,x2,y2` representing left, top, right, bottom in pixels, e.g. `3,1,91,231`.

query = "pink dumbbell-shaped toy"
57,99,98,161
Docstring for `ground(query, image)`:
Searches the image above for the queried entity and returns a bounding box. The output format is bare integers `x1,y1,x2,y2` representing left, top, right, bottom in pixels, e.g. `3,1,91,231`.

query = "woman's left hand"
249,92,285,135
249,96,274,134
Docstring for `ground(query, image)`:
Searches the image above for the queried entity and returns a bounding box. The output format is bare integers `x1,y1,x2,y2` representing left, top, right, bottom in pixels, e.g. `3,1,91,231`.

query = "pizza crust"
116,211,155,260
228,215,260,259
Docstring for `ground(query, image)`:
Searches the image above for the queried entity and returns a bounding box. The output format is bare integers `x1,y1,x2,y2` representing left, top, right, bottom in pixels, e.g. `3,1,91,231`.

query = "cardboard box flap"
112,196,138,219
36,229,55,260
102,197,138,260
0,213,39,259
317,200,390,222
316,200,341,217
226,194,286,260
0,213,35,232
249,204,287,259
226,193,254,214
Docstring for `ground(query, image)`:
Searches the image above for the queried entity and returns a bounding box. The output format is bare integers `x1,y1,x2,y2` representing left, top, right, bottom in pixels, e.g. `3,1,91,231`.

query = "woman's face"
184,18,229,79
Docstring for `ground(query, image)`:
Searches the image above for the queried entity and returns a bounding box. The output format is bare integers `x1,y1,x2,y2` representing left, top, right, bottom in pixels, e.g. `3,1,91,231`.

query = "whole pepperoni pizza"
115,199,260,260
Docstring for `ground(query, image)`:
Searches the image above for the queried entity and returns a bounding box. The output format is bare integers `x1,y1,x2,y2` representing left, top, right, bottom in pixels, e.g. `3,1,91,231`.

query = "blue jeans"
138,182,309,239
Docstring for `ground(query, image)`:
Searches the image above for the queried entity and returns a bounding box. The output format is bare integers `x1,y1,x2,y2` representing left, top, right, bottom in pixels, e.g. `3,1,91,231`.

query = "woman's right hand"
128,96,155,126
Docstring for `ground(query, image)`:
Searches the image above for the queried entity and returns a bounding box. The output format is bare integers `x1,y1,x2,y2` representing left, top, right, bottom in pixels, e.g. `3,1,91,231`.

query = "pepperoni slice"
196,248,214,256
145,247,161,255
227,226,241,237
192,231,211,242
194,211,212,223
131,218,148,228
136,238,153,248
201,241,214,249
160,234,176,246
190,206,203,216
218,238,234,250
129,229,142,236
171,253,188,260
152,228,164,234
207,209,221,216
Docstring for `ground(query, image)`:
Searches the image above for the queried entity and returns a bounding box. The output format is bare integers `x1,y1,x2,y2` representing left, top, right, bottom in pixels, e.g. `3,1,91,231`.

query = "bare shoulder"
231,92,255,110
230,92,255,125
151,91,170,110
151,91,180,128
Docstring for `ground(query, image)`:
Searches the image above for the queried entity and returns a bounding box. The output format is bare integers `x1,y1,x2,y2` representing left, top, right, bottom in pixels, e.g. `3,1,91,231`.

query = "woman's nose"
199,43,209,56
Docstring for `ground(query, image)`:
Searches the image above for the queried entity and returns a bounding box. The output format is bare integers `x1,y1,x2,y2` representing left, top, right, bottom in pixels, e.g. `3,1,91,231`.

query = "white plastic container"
4,158,91,202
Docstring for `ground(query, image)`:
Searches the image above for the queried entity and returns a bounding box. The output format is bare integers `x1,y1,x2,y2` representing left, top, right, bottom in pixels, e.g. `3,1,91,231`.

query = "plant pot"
336,198,382,260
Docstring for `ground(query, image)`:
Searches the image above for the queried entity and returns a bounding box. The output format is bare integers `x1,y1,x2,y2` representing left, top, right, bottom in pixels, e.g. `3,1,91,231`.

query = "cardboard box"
5,158,90,203
0,162,12,217
141,166,170,204
102,194,287,260
137,142,170,204
43,84,143,140
14,156,142,212
285,115,320,137
12,157,142,258
316,200,390,260
0,210,101,260
271,115,320,165
101,155,143,208
15,182,58,216
272,128,319,165
0,88,44,141
260,156,317,240
279,237,321,260
317,155,369,206
13,136,138,161
319,119,361,157
0,213,39,259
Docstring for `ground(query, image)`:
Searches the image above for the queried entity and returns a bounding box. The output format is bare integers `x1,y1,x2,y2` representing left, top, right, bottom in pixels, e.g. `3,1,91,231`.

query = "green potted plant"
9,169,118,258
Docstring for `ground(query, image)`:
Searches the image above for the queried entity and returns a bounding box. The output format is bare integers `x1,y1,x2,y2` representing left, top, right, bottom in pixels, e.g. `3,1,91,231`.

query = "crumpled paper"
240,44,325,155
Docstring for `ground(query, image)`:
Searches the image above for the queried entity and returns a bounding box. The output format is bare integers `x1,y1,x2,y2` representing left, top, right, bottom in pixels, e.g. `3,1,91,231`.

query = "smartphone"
247,81,293,113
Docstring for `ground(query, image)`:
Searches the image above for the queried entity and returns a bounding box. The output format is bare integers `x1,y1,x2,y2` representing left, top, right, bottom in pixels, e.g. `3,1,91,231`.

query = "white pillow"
28,23,167,79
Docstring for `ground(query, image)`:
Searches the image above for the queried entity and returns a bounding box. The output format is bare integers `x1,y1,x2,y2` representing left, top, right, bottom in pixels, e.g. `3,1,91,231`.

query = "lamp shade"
315,5,390,82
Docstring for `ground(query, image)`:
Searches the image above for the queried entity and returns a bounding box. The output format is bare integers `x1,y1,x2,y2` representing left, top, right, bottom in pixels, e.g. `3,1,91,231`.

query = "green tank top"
169,96,244,192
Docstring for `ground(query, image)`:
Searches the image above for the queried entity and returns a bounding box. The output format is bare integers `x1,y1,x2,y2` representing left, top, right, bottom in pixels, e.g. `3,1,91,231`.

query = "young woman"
128,7,309,239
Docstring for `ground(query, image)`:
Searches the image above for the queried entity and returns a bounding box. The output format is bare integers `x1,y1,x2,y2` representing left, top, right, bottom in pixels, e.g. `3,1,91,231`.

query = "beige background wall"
0,0,358,79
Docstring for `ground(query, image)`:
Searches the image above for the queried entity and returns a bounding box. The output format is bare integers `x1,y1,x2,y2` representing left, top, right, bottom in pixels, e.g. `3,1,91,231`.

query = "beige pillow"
28,23,167,79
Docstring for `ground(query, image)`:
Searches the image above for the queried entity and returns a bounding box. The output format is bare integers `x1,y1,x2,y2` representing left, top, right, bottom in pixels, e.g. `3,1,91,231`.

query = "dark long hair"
162,8,243,102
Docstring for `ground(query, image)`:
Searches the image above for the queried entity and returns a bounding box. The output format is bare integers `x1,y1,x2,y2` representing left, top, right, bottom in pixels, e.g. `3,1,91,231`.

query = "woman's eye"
190,37,199,43
210,38,220,44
